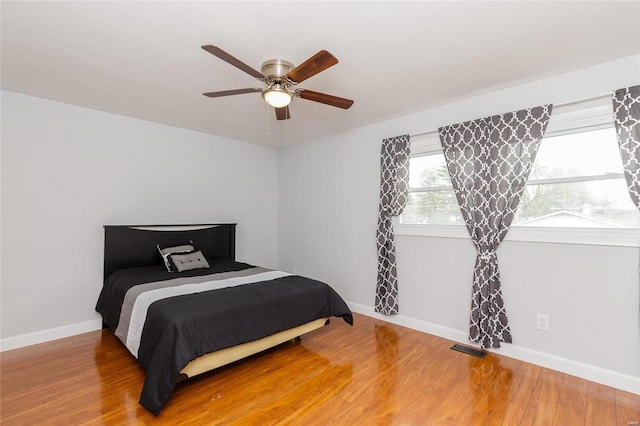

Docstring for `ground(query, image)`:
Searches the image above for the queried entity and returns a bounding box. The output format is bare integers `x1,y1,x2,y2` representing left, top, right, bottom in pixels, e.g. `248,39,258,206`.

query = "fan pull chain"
285,114,288,142
265,104,270,136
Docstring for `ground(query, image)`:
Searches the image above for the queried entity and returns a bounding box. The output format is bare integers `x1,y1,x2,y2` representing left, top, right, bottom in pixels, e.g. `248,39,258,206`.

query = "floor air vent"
450,344,487,358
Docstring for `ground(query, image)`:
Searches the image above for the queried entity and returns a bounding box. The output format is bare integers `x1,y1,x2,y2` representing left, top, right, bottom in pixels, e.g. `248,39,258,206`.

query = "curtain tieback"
478,251,496,261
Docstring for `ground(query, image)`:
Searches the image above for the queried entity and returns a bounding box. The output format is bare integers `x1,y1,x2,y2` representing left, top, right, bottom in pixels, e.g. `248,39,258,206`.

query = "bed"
95,223,353,415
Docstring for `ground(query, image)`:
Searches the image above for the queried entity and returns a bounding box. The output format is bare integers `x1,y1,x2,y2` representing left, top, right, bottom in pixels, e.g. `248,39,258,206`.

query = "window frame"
394,97,640,248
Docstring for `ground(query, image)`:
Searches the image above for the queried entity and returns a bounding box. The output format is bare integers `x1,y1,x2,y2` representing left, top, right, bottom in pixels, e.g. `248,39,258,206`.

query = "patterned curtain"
376,134,410,315
439,105,552,348
612,85,640,209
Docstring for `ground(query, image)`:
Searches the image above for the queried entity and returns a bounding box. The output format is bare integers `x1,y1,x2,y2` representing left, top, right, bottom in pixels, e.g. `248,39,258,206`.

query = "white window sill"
393,222,640,248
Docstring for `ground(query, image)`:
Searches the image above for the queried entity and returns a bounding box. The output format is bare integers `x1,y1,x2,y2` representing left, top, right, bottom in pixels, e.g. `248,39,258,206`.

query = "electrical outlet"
536,314,550,331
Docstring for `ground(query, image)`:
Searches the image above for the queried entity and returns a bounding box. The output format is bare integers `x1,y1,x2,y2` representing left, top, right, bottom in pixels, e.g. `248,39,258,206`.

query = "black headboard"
103,224,236,280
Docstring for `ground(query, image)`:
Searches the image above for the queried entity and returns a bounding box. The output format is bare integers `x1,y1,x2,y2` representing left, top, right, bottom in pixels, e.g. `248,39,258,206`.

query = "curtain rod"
408,90,614,139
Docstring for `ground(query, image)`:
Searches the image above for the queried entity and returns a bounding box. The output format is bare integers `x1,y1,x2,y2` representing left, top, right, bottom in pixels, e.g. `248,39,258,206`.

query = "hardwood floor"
1,313,638,425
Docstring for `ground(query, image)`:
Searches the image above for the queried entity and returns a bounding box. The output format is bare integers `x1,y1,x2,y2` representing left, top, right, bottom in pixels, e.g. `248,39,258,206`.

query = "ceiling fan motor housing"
261,59,294,83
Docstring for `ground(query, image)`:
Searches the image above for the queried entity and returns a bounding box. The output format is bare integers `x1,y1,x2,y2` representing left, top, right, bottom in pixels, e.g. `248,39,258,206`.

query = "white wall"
279,55,640,392
1,91,279,344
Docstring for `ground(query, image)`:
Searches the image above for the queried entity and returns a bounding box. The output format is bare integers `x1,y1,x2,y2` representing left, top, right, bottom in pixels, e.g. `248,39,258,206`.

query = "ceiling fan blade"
201,45,264,80
297,89,354,109
286,50,338,84
203,88,262,98
275,106,291,120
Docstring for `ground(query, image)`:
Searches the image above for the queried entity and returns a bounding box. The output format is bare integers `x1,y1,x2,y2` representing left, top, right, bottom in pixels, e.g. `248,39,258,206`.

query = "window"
513,127,639,228
396,97,640,246
402,150,462,225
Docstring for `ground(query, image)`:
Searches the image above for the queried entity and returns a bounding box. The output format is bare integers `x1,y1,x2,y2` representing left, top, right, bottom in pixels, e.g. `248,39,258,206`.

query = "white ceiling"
2,1,639,148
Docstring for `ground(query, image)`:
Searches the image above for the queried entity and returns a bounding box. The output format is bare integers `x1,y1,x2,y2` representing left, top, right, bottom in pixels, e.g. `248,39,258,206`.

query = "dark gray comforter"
96,261,353,415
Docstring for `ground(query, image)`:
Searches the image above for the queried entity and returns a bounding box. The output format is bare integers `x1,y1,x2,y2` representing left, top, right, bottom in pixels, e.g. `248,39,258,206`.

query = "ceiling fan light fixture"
262,84,292,108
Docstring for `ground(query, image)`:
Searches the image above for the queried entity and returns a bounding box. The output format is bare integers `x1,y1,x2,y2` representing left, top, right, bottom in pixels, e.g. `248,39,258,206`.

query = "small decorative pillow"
167,250,210,272
157,241,194,272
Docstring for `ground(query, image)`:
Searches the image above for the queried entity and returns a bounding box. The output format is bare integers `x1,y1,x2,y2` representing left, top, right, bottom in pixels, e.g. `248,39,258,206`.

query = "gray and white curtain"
439,105,552,348
613,85,640,209
376,134,410,315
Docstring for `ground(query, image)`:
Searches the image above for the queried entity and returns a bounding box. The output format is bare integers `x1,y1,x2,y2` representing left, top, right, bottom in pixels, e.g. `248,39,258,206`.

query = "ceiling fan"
201,45,354,121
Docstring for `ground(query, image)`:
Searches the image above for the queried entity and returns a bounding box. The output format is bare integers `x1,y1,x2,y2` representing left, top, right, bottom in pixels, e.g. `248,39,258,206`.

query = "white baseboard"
0,319,103,352
348,301,640,395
